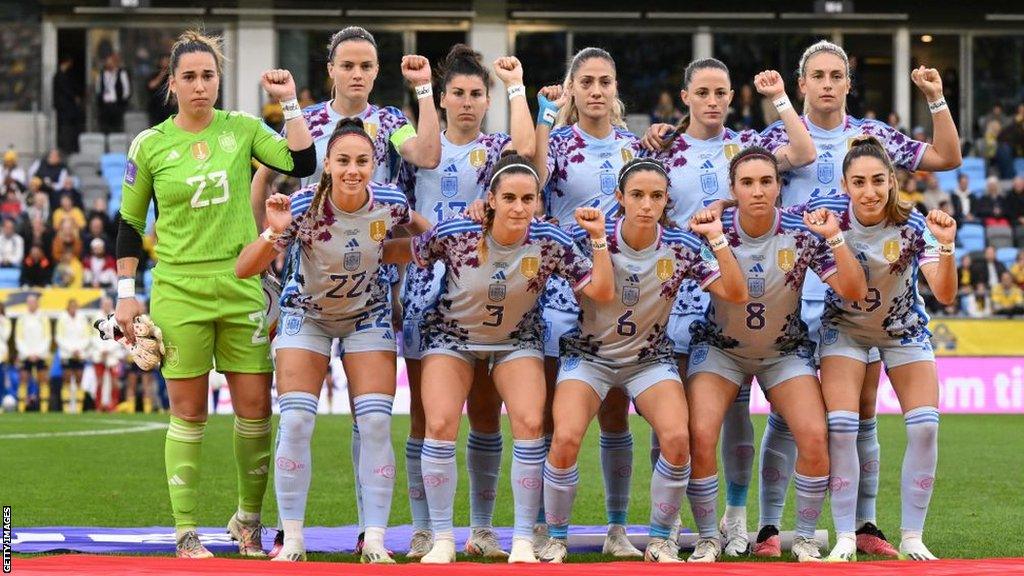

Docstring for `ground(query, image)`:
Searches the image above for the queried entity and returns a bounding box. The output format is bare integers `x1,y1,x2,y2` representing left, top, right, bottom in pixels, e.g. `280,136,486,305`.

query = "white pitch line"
0,419,168,440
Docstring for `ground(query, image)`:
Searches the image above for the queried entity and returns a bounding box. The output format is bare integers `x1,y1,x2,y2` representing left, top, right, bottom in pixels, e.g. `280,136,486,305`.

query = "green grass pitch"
2,413,1022,562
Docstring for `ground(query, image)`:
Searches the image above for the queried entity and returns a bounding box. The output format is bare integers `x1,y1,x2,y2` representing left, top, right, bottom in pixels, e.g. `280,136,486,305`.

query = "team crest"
488,283,507,302
283,314,302,336
369,220,387,242
701,171,721,194
520,256,540,279
164,345,179,369
776,248,796,272
469,148,486,168
817,162,834,184
218,132,238,153
344,252,361,271
724,144,740,160
191,141,210,161
748,277,766,298
563,355,582,371
600,172,616,195
690,345,708,366
620,147,634,163
883,238,901,262
365,122,379,141
621,286,640,306
656,257,674,281
441,176,458,198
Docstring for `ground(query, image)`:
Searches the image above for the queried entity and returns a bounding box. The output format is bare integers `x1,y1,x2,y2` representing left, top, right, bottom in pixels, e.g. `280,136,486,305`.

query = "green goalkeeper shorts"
150,259,273,379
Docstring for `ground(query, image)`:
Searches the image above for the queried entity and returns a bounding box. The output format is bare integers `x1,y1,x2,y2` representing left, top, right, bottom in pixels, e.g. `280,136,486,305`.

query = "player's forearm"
533,125,552,186
709,247,749,304
584,246,615,302
926,107,962,171
404,97,442,169
116,257,139,280
776,104,816,169
508,90,536,159
251,165,274,227
829,245,868,301
930,255,958,305
383,238,414,265
235,238,278,278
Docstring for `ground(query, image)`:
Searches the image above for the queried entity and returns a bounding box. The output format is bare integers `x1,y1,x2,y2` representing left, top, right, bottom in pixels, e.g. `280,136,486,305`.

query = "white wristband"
826,233,846,249
117,277,135,299
709,235,728,251
414,83,433,100
507,84,526,101
928,98,948,114
280,98,301,121
773,95,793,113
938,242,955,256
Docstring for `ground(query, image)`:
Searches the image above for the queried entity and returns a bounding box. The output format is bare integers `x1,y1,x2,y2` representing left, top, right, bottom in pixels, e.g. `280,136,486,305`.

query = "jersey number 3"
187,170,230,208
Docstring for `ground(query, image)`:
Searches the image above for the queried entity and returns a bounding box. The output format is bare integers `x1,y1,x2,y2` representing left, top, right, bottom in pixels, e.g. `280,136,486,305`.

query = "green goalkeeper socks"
234,416,272,515
165,416,206,531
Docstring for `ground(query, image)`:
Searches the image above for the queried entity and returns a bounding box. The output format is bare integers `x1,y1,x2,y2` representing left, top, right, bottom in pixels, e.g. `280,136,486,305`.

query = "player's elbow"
838,280,868,301
235,259,259,279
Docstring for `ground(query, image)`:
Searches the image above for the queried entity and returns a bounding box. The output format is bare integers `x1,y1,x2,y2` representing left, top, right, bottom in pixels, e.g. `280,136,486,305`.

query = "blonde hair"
797,40,850,114
555,47,627,128
166,29,227,104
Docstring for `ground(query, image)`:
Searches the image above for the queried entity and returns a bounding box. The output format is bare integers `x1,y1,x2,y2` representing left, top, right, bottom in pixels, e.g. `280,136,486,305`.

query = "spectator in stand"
975,176,1009,225
51,177,83,212
20,244,52,287
729,84,766,131
86,197,114,237
964,282,992,318
911,125,929,144
146,54,175,127
55,298,91,412
1010,251,1024,288
83,237,116,289
958,254,974,296
53,55,84,154
996,105,1024,178
52,193,86,231
25,187,49,226
971,246,1008,289
84,215,112,250
52,249,83,289
898,170,925,211
921,173,947,212
52,218,82,263
1,188,23,219
298,87,315,109
650,90,684,126
23,217,53,260
29,149,69,194
863,108,877,120
96,52,131,134
950,173,976,224
846,55,866,117
1,150,26,189
991,271,1024,317
0,218,24,267
979,102,1011,134
887,111,908,135
16,294,52,411
976,119,1004,163
1004,176,1024,227
938,199,954,218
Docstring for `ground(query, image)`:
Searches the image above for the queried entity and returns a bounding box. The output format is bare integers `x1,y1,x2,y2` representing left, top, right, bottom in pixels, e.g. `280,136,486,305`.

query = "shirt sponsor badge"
369,220,387,242
520,256,540,279
365,122,379,141
723,144,740,160
470,148,486,168
777,248,796,272
656,257,674,281
883,238,901,262
191,141,210,161
124,160,137,185
620,147,634,163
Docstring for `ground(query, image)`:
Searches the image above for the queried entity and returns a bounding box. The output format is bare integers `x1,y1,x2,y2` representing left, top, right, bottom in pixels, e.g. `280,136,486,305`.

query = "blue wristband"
536,94,559,128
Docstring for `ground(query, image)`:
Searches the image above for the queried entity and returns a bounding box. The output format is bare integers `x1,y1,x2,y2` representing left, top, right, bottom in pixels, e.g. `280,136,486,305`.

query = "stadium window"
972,36,1024,129
513,31,568,118
0,3,41,112
911,33,960,135
838,34,894,121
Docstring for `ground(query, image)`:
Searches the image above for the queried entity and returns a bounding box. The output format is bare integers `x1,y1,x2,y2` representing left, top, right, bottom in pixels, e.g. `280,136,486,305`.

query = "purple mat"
12,524,680,554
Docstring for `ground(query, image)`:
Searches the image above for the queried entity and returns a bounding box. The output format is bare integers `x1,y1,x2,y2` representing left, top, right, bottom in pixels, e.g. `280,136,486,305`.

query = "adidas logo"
820,151,833,159
856,252,869,262
443,163,458,174
700,160,714,170
346,238,359,249
166,150,181,161
626,273,640,283
168,475,186,486
749,263,764,274
491,270,507,282
600,160,614,170
248,464,269,476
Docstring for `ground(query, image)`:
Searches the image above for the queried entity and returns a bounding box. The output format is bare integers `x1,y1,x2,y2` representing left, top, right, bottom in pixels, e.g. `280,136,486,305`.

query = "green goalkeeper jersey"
121,109,296,265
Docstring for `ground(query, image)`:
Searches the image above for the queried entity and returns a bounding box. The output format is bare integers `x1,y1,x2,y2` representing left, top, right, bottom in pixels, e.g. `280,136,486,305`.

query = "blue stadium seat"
935,169,959,193
996,246,1019,268
0,267,20,288
1015,158,1024,178
100,153,127,177
957,222,986,252
959,157,987,195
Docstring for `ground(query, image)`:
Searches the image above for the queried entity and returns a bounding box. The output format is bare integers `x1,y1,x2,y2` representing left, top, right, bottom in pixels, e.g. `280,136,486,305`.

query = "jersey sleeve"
411,226,446,268
554,239,593,292
383,106,416,151
917,219,941,267
808,235,839,281
121,130,156,235
683,238,722,289
245,113,296,174
759,120,789,153
393,196,412,227
862,120,928,171
273,189,314,251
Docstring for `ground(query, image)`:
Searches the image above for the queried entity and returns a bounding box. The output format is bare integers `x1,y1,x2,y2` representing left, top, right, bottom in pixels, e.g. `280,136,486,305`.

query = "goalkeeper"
113,30,315,558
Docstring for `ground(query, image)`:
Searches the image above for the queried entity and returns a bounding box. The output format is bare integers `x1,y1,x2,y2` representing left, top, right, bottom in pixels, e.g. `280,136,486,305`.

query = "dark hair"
729,146,779,185
667,58,731,138
480,150,538,262
310,118,375,217
167,30,225,104
842,136,911,224
328,26,377,62
440,43,490,93
615,158,674,226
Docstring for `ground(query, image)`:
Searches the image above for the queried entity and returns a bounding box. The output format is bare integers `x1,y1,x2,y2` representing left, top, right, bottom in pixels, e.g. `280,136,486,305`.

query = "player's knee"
656,427,690,465
280,409,316,442
357,412,392,443
549,430,582,466
510,411,544,439
425,412,460,441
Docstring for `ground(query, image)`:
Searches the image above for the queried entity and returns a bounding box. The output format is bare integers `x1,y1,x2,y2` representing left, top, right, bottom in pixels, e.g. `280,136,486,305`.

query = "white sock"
599,431,633,525
421,439,457,539
828,410,860,534
405,437,430,531
466,430,503,529
758,412,797,528
650,456,690,538
511,438,546,539
275,392,317,526
353,394,395,531
901,407,939,532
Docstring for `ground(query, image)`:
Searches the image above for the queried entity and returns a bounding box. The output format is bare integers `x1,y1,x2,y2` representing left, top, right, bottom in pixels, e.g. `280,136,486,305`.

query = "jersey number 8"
745,302,766,330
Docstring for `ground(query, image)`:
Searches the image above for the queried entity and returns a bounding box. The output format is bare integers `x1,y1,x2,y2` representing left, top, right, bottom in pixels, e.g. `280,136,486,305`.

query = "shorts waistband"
154,258,238,277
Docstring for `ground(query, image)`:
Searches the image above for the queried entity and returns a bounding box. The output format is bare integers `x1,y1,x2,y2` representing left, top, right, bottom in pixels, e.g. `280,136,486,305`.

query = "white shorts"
542,306,578,358
687,344,817,392
423,346,543,371
667,313,702,355
274,312,395,358
558,356,681,401
803,298,881,364
819,326,935,369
